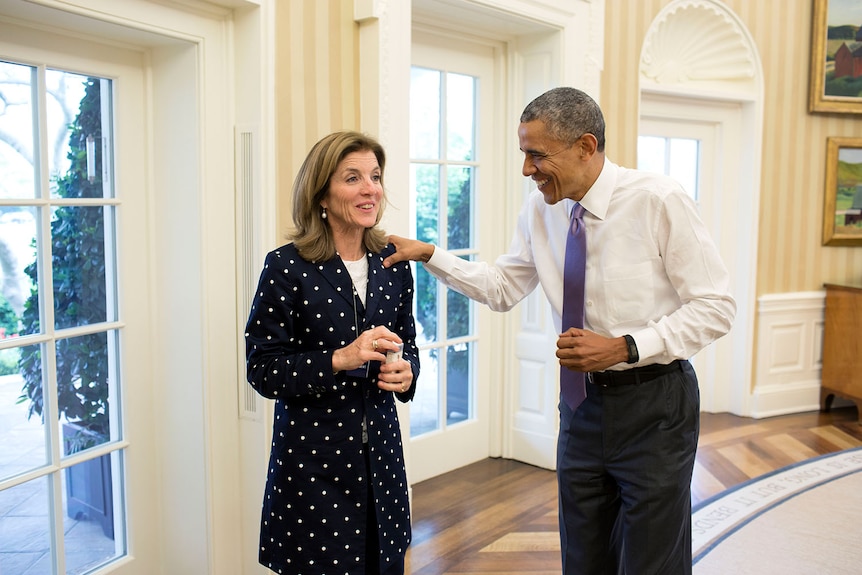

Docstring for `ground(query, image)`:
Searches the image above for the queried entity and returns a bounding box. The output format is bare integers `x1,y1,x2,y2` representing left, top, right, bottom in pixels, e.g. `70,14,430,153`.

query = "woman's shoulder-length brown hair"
289,131,389,262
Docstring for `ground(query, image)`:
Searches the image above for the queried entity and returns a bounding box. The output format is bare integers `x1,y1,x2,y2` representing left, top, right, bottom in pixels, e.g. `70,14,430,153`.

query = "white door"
0,22,157,574
407,29,500,483
639,93,743,413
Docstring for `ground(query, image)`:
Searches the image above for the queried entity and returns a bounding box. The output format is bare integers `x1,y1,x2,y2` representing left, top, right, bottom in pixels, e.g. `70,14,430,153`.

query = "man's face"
518,120,586,204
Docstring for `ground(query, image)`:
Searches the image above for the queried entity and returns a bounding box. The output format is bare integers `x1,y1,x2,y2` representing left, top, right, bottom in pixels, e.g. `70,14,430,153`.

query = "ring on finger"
400,384,406,392
372,339,378,351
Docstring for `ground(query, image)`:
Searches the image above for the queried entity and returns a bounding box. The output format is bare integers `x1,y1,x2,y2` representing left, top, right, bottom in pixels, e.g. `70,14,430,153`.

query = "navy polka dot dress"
245,242,419,574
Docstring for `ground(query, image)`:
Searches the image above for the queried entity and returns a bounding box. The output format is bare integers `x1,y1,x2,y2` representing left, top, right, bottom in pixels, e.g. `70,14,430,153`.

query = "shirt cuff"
425,246,458,275
629,327,664,365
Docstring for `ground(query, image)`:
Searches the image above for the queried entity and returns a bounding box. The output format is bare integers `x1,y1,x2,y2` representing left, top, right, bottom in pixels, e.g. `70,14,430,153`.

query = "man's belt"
587,360,683,388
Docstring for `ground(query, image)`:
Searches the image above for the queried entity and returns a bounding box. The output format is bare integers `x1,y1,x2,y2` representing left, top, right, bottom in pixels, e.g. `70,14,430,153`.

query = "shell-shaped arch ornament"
640,0,755,86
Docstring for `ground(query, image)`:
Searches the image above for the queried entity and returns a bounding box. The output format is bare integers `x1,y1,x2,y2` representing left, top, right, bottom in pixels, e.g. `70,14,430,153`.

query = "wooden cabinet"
821,283,862,423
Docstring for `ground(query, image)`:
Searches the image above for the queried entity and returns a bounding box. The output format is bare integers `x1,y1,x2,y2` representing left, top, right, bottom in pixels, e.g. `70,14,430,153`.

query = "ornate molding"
640,0,755,88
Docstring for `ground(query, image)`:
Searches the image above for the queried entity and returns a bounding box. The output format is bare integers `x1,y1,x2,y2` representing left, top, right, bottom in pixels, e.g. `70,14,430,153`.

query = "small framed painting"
809,0,862,114
823,137,862,246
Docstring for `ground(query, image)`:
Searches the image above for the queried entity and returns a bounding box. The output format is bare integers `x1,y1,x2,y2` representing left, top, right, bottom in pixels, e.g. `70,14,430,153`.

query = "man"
384,87,735,574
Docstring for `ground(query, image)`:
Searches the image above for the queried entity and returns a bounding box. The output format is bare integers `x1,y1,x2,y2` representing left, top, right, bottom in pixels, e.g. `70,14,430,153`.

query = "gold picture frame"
823,137,862,246
809,0,862,114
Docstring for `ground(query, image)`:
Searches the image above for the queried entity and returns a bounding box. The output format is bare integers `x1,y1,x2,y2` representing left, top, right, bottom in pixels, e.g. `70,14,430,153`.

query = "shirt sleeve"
630,190,736,363
423,201,541,312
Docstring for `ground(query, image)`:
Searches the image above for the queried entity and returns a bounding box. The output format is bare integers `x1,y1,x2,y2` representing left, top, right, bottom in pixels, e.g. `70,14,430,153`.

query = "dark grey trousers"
557,360,699,575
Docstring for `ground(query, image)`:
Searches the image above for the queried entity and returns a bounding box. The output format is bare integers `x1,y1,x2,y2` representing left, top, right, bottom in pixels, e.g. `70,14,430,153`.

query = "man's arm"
385,192,543,312
383,235,435,267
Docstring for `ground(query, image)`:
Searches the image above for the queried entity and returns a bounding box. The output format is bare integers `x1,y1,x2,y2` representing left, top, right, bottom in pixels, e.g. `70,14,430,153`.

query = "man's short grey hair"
520,87,606,152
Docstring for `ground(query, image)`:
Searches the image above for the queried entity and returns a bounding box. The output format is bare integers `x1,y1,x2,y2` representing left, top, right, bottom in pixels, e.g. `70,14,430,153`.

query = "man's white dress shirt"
422,157,736,369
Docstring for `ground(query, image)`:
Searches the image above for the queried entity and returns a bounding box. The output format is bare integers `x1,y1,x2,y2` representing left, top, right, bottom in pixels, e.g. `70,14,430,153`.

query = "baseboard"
750,380,822,418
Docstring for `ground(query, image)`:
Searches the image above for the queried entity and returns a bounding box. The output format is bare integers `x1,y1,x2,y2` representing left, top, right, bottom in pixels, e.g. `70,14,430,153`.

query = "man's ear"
578,133,599,159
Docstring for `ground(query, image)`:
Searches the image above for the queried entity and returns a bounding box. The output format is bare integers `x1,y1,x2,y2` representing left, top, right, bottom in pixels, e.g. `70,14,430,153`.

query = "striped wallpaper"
275,0,358,242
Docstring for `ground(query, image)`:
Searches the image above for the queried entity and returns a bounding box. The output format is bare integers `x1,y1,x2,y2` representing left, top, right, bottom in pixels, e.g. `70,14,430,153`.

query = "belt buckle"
586,372,609,388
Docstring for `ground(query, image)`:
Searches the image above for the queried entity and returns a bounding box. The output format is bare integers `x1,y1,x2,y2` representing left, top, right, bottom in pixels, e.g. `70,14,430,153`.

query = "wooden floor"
405,407,862,575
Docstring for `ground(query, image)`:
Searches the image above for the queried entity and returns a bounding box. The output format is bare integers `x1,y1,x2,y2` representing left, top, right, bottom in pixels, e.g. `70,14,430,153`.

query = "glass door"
0,57,126,575
407,29,498,483
0,19,153,572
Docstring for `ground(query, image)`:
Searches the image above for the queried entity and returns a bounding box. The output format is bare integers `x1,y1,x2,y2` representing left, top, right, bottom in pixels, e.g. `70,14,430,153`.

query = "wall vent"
236,125,261,421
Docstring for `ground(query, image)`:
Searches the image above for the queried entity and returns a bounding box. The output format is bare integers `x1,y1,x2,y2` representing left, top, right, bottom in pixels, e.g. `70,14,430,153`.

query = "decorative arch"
640,0,758,95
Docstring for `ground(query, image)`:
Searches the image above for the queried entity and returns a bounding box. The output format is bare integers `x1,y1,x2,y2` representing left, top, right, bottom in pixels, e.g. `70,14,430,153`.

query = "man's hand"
556,329,630,373
383,235,435,268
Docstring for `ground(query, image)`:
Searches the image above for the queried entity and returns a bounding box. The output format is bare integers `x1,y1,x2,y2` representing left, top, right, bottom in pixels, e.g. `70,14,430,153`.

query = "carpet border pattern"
691,446,862,563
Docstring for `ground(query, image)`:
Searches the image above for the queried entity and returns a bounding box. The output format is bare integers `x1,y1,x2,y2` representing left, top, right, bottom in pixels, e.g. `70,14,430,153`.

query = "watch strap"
623,334,639,364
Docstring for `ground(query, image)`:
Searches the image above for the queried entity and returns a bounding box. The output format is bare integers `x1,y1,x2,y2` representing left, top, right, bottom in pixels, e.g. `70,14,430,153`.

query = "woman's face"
321,149,383,238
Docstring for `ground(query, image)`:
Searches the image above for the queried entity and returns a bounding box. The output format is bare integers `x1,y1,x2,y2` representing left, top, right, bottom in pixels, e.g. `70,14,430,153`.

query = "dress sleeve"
244,251,340,399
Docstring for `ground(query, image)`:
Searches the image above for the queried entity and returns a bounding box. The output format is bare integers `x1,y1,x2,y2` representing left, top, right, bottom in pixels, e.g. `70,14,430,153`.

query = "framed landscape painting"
823,137,862,246
810,0,862,114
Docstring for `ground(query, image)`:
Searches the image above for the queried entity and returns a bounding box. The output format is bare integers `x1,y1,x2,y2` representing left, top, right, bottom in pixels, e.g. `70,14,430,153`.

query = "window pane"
414,264,437,345
410,67,440,160
446,73,474,161
447,287,470,339
638,135,699,201
51,206,115,329
637,135,666,175
1,343,46,478
412,164,439,244
410,346,439,436
0,477,53,573
1,206,39,336
447,166,472,250
62,452,121,570
56,331,112,456
668,138,699,200
0,60,37,199
446,342,471,425
47,73,110,200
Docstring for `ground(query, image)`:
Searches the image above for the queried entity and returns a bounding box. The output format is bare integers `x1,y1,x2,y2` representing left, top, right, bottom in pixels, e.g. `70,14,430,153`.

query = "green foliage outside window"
0,295,19,376
0,294,18,337
413,164,473,396
414,167,472,343
17,77,111,445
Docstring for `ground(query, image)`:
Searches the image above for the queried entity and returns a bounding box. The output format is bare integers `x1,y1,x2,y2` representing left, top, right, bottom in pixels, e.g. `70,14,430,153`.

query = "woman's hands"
332,327,413,393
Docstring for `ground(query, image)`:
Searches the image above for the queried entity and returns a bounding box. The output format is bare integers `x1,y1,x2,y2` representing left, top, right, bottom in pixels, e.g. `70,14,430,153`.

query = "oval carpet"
692,447,862,574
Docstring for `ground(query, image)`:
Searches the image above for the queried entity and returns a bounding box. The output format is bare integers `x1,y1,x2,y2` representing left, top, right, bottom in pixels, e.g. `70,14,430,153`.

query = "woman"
245,131,419,574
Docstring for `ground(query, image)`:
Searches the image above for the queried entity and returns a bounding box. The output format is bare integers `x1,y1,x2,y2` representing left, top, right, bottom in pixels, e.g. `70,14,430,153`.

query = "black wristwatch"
623,334,639,364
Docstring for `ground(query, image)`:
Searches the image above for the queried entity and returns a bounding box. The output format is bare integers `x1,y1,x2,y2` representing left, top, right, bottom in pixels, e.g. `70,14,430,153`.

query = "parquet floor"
406,407,862,575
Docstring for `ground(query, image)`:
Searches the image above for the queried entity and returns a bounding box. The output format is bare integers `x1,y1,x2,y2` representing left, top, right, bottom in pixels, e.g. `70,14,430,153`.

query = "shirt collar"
572,156,616,221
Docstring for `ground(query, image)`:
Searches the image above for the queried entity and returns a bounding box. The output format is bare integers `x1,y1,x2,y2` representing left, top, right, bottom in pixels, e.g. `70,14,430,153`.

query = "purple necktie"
561,203,586,410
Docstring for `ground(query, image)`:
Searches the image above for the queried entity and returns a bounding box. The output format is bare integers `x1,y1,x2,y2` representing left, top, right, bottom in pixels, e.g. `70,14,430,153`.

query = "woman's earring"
321,207,327,220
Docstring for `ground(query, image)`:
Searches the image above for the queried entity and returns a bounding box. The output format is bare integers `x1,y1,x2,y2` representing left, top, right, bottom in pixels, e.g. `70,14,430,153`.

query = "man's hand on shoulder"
384,235,435,268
